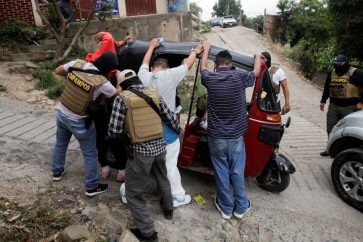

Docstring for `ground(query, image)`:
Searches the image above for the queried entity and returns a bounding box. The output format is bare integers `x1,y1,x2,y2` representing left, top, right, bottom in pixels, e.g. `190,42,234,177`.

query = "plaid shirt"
108,84,180,156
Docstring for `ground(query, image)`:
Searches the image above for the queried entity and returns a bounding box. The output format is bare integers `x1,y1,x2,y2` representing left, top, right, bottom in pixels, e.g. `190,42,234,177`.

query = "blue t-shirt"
162,123,178,144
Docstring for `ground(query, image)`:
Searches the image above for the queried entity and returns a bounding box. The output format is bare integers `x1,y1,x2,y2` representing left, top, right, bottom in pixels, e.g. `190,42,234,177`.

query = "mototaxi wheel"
331,148,363,212
256,163,290,193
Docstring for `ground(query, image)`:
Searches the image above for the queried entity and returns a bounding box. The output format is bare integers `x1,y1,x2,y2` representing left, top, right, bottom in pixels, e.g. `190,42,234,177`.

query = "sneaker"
116,169,125,182
101,166,111,179
233,200,251,219
172,194,192,207
130,228,158,242
214,196,232,220
53,170,65,181
85,183,108,197
120,182,127,204
162,209,173,220
320,151,329,156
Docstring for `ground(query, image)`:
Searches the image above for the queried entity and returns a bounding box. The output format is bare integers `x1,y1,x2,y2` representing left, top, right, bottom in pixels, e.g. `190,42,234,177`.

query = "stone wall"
69,12,193,52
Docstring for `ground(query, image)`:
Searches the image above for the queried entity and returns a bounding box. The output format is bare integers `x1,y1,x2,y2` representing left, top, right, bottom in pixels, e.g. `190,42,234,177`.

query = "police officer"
320,55,363,156
52,52,121,196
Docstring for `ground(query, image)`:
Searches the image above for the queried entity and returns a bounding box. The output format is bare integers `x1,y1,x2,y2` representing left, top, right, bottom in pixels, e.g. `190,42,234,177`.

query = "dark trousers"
125,151,172,237
327,103,355,135
94,104,127,170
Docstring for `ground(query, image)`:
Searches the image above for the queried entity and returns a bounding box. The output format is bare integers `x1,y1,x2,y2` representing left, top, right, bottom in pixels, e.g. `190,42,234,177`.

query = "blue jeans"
52,110,99,190
208,136,249,215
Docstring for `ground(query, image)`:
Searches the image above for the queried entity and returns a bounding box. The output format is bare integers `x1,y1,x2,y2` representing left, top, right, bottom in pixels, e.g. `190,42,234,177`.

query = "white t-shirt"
57,60,116,120
138,63,188,112
270,67,286,102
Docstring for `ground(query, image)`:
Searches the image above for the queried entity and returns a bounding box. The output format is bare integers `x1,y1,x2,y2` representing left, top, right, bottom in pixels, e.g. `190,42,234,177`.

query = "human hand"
320,103,325,111
149,38,160,49
356,102,363,111
202,42,211,51
94,32,103,43
194,44,203,54
283,104,290,113
123,34,131,42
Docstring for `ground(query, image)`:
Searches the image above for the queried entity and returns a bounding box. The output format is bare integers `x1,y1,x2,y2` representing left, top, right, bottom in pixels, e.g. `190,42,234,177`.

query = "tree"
34,0,97,63
212,0,246,23
328,0,363,59
190,2,202,17
276,0,294,44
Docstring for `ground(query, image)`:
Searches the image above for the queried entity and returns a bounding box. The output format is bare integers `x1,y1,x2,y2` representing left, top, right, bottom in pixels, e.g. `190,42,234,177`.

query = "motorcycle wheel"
331,148,363,212
256,164,290,193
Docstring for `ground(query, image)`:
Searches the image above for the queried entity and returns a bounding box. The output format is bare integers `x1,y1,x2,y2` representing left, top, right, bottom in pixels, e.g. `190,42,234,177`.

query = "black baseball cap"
333,55,349,64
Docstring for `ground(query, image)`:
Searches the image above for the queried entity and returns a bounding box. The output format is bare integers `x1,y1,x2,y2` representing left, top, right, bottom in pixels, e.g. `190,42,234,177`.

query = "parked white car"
326,110,363,212
221,16,237,28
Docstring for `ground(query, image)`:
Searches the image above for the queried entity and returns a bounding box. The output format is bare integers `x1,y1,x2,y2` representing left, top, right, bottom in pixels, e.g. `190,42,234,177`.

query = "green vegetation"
243,15,264,34
0,198,75,241
0,19,28,50
274,0,363,78
34,69,56,90
0,84,6,92
96,0,115,21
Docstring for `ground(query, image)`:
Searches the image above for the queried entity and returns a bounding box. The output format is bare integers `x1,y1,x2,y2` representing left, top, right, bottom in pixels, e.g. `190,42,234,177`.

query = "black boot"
130,228,158,242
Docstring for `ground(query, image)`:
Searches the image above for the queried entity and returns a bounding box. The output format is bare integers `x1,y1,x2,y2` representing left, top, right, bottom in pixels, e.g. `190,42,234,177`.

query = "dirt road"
0,26,362,242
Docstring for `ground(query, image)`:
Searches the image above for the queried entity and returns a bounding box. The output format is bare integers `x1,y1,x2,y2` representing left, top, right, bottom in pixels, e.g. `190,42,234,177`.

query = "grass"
33,69,57,90
0,84,6,92
0,199,76,241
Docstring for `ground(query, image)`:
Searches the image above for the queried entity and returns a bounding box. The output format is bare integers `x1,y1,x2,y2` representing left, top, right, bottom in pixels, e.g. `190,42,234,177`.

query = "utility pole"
239,0,242,26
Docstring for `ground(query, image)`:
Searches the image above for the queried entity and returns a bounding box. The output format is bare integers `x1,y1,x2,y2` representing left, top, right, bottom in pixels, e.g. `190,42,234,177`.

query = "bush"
0,19,27,42
47,81,64,99
33,70,56,90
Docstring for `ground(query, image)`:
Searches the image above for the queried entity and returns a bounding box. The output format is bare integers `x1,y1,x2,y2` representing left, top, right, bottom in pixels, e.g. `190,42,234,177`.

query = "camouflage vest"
269,66,280,94
329,67,359,99
60,60,108,116
121,89,163,144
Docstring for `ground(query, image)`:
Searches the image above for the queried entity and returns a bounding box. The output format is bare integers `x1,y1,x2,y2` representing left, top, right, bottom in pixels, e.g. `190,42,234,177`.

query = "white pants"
165,139,185,198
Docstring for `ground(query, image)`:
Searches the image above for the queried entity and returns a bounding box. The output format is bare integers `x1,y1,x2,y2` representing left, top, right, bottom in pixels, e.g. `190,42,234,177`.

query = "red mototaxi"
117,40,296,193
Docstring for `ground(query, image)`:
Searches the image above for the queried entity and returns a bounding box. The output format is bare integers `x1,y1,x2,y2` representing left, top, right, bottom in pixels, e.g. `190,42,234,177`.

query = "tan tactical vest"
121,89,163,144
60,60,108,115
269,66,280,94
329,67,359,99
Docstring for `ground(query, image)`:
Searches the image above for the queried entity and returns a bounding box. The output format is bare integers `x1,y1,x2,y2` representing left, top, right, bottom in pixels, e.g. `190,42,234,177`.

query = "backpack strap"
128,88,161,117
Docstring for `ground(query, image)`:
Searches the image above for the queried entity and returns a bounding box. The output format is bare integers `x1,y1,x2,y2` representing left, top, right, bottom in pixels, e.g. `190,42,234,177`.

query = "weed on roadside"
0,197,75,241
33,69,56,90
0,84,6,92
47,81,64,99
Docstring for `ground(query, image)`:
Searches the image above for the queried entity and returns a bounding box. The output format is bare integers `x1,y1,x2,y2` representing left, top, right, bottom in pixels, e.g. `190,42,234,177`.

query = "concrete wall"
71,12,193,52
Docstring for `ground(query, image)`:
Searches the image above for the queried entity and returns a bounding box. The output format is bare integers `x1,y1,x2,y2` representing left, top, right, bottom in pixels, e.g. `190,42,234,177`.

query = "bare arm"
55,65,67,76
253,54,261,77
200,42,211,71
142,38,159,65
184,44,203,70
280,79,290,112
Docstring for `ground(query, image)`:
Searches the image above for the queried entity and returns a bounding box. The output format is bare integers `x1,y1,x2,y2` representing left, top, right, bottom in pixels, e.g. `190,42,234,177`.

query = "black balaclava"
261,51,272,68
92,52,119,76
333,55,350,76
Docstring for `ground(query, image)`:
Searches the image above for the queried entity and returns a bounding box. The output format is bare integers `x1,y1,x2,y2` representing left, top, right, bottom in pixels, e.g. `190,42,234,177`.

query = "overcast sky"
190,0,280,20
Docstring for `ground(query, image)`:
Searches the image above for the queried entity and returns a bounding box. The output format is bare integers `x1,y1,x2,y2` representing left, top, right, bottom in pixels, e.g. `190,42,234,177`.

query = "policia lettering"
329,67,359,99
60,60,108,116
